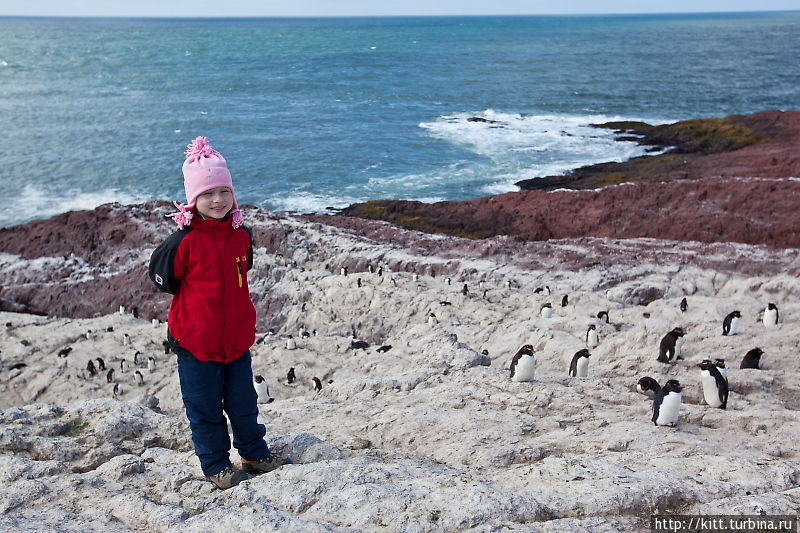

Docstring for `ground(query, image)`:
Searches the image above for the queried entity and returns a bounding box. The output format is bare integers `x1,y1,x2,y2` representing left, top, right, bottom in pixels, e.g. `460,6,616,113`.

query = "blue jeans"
176,350,270,476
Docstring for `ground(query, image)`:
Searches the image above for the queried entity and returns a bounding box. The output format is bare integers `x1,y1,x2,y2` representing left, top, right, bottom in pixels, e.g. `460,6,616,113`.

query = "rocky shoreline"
340,110,800,243
516,109,800,190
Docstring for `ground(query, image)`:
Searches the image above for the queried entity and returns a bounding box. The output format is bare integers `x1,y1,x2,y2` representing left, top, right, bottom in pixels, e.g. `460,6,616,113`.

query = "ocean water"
1,12,799,227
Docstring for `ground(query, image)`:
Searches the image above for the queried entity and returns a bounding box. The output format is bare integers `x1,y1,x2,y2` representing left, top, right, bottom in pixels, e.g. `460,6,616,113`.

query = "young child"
149,137,282,489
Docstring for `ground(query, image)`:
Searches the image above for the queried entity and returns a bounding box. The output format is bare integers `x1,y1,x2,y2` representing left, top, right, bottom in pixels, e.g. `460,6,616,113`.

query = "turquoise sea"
1,12,799,227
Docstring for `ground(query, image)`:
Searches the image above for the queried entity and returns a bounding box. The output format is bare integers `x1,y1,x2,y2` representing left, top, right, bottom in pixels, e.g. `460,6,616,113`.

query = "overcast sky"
1,0,797,17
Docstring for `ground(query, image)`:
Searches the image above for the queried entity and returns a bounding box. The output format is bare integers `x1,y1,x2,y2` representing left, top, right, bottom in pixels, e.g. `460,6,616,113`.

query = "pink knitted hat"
168,137,243,229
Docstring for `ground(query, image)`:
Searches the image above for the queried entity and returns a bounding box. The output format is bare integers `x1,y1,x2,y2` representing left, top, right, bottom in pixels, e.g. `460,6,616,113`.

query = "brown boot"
205,465,251,490
241,455,283,475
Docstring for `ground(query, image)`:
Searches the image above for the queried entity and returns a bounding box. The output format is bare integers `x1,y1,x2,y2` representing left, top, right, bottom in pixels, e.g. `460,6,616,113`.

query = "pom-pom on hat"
168,137,243,229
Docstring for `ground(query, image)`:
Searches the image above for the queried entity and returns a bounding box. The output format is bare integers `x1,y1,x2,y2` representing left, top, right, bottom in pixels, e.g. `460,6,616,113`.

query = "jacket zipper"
235,256,245,288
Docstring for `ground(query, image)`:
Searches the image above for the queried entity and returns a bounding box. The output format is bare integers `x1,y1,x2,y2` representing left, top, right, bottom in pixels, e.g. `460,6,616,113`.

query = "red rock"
342,177,800,248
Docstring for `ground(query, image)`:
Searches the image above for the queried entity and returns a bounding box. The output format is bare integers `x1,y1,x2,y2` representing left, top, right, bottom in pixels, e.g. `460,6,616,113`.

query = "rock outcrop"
340,110,800,244
338,177,800,246
518,109,800,190
3,202,800,323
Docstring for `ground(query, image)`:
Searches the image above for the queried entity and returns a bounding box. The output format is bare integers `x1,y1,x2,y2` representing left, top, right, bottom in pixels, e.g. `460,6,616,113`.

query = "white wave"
479,180,523,196
263,190,446,214
264,192,359,214
419,110,672,182
1,185,146,228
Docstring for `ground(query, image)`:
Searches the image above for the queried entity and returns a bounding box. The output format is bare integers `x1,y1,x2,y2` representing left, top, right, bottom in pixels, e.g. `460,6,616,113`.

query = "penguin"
763,303,779,327
585,325,599,348
350,340,369,350
9,363,27,371
657,327,685,363
482,289,488,299
152,318,160,327
312,377,322,392
376,345,392,353
697,359,728,409
439,301,452,307
133,351,142,367
132,307,139,319
86,360,97,376
636,376,661,397
107,326,115,332
445,277,451,285
287,367,296,385
722,310,741,336
298,325,306,337
540,303,553,319
740,348,764,369
162,340,170,354
122,333,131,346
147,357,156,372
85,330,94,340
113,383,123,396
504,280,512,289
286,336,297,350
391,277,397,287
377,266,383,277
680,297,688,312
96,357,106,371
533,287,544,294
301,331,311,338
120,359,128,373
568,349,591,378
119,305,126,315
481,349,489,356
357,278,362,288
652,379,682,426
413,272,419,282
462,284,468,296
509,344,536,382
57,347,72,358
313,329,318,336
368,264,374,274
106,369,115,383
341,266,348,276
713,358,728,379
596,311,609,324
428,313,438,327
254,375,274,403
478,281,484,289
134,370,144,386
561,294,569,307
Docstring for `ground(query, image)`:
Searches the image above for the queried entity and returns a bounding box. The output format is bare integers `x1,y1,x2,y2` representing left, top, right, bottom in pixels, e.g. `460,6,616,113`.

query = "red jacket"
149,216,256,362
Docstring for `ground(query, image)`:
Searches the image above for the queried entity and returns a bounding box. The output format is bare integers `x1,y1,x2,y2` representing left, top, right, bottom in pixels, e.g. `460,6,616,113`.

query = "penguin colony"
248,264,783,429
277,263,787,430
35,305,171,397
6,261,784,436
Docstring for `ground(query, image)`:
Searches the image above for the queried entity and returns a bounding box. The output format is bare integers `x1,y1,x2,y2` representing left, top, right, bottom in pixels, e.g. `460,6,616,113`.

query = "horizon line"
1,9,798,19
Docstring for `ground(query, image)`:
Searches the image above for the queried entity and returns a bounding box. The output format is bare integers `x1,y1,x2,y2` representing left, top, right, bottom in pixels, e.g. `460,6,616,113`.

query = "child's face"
195,186,233,220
